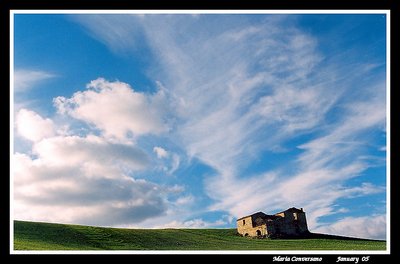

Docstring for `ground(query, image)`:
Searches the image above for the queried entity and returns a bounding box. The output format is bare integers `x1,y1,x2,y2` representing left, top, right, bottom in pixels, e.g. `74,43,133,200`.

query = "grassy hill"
14,220,386,251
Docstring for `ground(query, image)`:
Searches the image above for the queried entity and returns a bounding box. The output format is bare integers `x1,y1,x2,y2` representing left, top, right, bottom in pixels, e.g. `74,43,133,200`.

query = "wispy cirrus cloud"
131,14,385,237
134,15,335,171
72,15,144,54
203,78,386,233
14,69,56,91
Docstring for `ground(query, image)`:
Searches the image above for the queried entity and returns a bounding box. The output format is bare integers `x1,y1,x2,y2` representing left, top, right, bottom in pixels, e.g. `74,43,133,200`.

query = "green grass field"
14,221,386,251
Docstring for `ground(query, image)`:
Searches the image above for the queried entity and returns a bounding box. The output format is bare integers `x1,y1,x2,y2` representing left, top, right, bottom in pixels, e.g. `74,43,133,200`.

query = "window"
293,213,298,220
243,219,245,225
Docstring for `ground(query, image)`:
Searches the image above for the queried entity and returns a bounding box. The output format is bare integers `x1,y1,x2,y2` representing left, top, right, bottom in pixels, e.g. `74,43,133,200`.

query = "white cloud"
54,78,168,140
32,135,149,174
337,207,349,213
153,147,181,175
168,154,180,175
15,109,56,142
14,69,55,91
156,218,226,229
153,146,169,158
175,195,195,206
13,76,186,227
313,215,386,240
13,133,183,226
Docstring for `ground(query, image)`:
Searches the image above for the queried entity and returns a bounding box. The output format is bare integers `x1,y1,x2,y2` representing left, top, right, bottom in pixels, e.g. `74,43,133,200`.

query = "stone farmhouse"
236,207,309,238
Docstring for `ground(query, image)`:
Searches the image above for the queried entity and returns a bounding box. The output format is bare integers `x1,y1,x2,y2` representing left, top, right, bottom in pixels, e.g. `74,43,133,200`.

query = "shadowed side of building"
236,207,309,238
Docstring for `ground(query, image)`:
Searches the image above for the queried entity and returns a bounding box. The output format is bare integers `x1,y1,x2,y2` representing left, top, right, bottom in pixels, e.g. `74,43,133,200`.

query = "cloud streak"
14,69,55,91
72,15,144,54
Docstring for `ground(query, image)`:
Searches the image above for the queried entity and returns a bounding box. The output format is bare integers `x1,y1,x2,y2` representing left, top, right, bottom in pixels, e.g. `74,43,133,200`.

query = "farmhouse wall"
236,208,309,238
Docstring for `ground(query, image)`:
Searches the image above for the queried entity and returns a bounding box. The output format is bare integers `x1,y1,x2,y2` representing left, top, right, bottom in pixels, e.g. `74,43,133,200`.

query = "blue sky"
12,12,387,240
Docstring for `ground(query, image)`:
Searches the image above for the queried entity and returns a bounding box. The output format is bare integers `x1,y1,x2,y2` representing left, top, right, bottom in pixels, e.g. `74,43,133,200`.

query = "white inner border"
10,9,391,255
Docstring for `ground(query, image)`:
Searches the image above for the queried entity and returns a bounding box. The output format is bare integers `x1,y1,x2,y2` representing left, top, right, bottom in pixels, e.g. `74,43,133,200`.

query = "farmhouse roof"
236,211,266,221
236,207,304,221
274,207,304,215
237,211,279,222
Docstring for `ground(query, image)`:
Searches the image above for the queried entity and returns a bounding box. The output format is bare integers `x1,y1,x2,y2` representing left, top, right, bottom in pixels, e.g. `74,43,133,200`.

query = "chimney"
301,208,303,212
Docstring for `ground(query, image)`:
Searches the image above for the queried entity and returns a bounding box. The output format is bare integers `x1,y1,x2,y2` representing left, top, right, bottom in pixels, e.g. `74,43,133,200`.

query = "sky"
12,12,388,240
